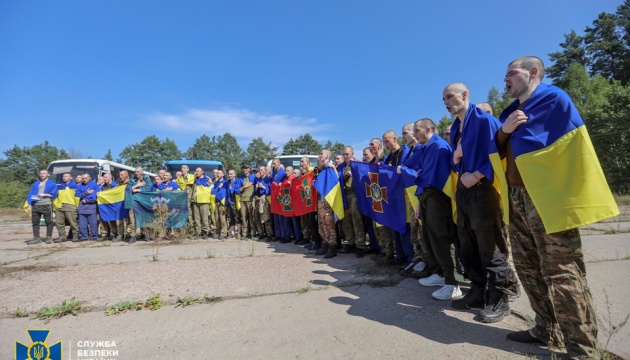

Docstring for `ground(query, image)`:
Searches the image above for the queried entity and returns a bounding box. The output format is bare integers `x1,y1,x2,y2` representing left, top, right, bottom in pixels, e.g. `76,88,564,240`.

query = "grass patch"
613,193,630,207
0,207,30,221
32,297,82,323
176,296,200,308
105,300,144,316
201,294,222,303
16,307,28,318
206,249,215,259
296,283,312,295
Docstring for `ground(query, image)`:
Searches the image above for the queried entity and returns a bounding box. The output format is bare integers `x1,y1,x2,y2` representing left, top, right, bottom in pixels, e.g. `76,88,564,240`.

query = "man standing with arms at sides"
413,118,461,301
253,165,273,241
239,165,256,240
299,157,318,247
98,173,120,241
130,167,151,241
117,170,137,243
176,165,196,230
270,158,287,241
338,146,368,258
26,169,58,245
444,82,517,322
497,56,609,359
226,169,242,239
398,123,426,275
54,172,79,243
192,167,211,239
212,169,229,240
314,149,339,258
382,130,414,268
76,173,99,242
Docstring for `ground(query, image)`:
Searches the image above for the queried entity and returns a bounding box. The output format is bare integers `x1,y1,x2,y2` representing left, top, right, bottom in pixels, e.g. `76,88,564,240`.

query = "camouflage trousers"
373,221,394,257
317,201,336,247
343,193,367,249
509,187,599,359
408,202,424,263
253,196,273,237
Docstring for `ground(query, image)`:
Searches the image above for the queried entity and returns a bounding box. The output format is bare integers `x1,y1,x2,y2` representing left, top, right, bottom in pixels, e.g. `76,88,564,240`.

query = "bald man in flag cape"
493,56,618,359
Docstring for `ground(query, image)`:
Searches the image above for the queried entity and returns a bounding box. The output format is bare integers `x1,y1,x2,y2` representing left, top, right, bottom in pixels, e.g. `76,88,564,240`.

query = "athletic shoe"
419,273,445,287
413,261,427,272
432,285,462,301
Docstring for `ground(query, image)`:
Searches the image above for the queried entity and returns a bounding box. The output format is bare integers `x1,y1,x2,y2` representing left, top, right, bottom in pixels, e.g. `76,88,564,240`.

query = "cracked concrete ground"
1,208,629,359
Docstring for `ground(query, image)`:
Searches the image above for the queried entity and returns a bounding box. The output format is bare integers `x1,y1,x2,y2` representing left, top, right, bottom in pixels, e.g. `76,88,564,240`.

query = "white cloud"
148,107,333,147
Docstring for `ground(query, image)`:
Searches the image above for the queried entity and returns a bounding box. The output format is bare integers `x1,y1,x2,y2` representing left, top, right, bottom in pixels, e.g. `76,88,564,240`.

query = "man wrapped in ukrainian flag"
493,56,619,359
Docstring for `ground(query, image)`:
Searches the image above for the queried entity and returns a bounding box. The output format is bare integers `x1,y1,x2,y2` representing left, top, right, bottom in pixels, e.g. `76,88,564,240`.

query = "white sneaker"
432,284,462,300
419,273,445,287
413,261,426,272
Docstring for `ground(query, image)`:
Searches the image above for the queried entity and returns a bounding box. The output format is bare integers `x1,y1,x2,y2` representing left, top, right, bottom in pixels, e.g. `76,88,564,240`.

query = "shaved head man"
444,82,518,321
476,102,493,115
499,56,602,358
338,145,368,257
369,138,384,164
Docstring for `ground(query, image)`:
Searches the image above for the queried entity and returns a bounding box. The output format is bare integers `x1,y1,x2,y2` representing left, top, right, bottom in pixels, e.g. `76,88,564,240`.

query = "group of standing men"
25,56,609,359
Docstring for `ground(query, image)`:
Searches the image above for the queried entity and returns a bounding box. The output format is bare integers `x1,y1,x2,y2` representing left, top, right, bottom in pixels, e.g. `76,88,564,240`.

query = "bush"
0,181,29,208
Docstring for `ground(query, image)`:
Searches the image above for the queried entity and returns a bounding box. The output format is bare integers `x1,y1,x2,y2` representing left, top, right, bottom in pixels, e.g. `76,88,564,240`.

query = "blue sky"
0,0,623,160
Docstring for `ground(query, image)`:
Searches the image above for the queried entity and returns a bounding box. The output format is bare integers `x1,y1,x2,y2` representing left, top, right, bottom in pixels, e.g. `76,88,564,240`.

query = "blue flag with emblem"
350,161,407,233
132,191,189,228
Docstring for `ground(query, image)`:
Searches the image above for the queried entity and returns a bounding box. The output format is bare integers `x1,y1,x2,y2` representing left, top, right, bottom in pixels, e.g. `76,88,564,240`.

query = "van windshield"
48,162,99,184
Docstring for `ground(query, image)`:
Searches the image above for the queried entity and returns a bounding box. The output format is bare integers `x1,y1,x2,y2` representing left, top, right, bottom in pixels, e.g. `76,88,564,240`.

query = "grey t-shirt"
36,181,52,205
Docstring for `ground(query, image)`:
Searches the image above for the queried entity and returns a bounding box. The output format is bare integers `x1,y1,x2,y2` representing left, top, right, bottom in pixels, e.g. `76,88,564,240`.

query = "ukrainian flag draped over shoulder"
53,181,80,209
97,186,129,221
312,167,345,220
414,133,458,222
491,83,619,233
195,176,212,204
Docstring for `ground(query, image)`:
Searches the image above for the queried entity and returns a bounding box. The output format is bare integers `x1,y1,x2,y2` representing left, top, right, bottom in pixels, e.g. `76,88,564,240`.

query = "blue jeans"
392,224,414,264
79,213,98,240
290,216,303,241
366,219,382,252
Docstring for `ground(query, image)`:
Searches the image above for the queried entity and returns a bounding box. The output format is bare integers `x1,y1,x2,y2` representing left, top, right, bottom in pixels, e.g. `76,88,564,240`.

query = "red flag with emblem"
273,181,294,216
270,182,281,214
291,172,318,216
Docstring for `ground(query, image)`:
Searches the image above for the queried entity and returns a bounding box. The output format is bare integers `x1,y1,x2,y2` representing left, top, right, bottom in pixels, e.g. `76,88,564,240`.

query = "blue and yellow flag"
97,186,129,221
490,83,619,233
312,167,345,220
350,161,406,233
54,182,80,209
132,191,189,228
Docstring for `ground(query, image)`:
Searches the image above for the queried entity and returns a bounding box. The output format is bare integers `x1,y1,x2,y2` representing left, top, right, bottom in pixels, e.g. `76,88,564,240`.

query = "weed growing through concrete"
145,294,163,311
296,282,312,295
32,297,82,323
206,249,215,259
105,300,143,316
16,307,28,318
250,241,256,257
201,294,222,303
599,289,630,356
176,296,200,308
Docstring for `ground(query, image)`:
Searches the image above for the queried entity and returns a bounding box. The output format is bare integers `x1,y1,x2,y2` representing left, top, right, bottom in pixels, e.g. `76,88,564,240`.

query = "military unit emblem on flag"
278,187,293,212
291,172,318,216
365,172,388,213
350,161,406,233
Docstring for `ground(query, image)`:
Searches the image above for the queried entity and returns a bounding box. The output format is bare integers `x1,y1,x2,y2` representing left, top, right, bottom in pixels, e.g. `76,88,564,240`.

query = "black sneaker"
398,262,416,277
112,236,123,243
451,286,486,310
506,330,545,345
339,245,356,254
